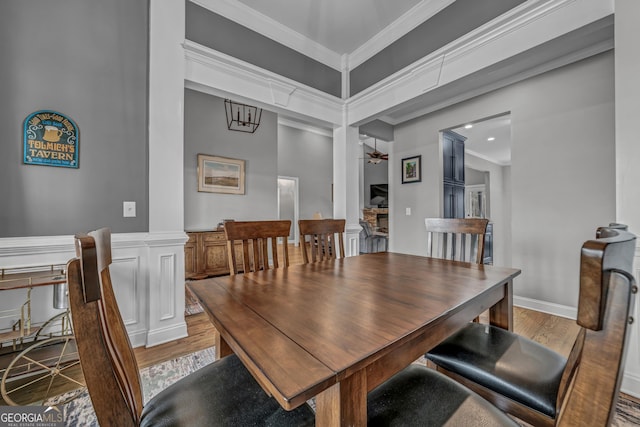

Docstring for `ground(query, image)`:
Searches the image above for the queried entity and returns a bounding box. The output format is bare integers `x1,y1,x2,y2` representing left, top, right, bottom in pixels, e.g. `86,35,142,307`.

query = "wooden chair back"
556,227,636,426
298,219,346,263
67,228,142,426
425,218,489,264
224,220,291,275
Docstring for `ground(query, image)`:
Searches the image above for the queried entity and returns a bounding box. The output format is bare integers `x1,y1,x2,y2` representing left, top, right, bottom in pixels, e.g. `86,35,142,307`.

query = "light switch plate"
123,201,136,217
405,207,411,216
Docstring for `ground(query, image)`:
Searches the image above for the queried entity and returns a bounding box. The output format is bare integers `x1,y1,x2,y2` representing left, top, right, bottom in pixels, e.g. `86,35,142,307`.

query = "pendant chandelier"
224,99,262,133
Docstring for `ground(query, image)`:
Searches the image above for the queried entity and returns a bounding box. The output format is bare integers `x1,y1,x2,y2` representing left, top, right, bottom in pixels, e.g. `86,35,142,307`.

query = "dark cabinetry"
483,223,493,265
443,131,466,218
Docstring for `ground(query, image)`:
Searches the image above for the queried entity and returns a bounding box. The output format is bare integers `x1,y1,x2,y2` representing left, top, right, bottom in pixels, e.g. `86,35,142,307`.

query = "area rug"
61,347,216,426
185,283,204,316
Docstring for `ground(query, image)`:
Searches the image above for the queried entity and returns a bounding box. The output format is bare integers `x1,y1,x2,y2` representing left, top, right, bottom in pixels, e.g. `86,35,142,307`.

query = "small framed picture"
401,155,422,184
197,154,245,194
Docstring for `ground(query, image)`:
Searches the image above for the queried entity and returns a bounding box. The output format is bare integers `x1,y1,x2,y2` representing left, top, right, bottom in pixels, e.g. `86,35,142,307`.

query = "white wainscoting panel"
0,232,188,349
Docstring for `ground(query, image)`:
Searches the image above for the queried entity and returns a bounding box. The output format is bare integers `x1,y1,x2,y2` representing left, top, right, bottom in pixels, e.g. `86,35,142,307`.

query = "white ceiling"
235,0,424,54
451,115,512,166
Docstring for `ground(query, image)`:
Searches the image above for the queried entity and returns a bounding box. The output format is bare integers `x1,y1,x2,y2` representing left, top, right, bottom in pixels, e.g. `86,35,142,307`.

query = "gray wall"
186,3,341,98
0,0,149,237
184,89,278,229
350,0,525,95
277,125,333,220
392,51,615,308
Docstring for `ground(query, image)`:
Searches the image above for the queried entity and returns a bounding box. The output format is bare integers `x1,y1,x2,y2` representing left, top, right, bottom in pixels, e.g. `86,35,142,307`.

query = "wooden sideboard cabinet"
185,229,240,279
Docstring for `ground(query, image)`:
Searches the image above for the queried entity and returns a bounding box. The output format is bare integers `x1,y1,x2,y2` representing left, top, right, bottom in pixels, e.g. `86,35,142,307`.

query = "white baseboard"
145,321,188,348
513,295,577,320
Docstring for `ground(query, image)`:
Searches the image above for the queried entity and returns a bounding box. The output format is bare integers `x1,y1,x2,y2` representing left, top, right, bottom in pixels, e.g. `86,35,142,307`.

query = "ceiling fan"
366,139,388,164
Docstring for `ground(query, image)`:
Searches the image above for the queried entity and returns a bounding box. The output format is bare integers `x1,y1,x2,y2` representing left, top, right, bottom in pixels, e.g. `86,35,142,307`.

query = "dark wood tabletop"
189,252,521,426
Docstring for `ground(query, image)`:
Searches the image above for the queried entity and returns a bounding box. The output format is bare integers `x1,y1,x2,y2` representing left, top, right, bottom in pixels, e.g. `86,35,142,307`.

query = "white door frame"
277,176,300,245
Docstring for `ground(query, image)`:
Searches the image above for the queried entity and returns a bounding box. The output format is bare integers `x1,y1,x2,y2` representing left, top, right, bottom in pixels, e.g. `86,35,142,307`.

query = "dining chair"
298,218,346,262
424,217,489,264
426,226,637,426
367,363,518,426
67,228,314,426
359,220,388,253
224,220,291,275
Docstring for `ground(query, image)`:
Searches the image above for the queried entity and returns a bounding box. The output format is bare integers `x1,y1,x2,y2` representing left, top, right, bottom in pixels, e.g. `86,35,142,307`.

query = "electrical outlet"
123,201,136,218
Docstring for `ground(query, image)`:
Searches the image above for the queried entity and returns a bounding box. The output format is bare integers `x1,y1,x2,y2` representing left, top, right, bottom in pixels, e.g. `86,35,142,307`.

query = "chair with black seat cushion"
299,218,346,263
367,364,518,426
426,226,636,427
67,228,314,427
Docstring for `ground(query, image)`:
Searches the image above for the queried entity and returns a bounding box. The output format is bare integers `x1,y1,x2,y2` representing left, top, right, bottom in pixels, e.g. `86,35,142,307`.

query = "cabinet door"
452,139,465,184
453,185,465,218
202,232,230,276
443,131,466,185
444,184,465,218
184,233,198,279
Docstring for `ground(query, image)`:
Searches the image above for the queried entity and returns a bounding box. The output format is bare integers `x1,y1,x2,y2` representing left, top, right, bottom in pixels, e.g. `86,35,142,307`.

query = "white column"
615,0,640,397
333,117,362,256
146,0,188,346
149,0,185,233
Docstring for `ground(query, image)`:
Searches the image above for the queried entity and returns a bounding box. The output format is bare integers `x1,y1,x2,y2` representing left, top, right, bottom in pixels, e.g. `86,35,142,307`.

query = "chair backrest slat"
68,228,142,427
424,218,488,264
299,219,346,263
224,220,291,275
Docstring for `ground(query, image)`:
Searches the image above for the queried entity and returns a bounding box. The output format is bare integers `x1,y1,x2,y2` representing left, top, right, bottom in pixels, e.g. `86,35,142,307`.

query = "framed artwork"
197,154,245,194
401,155,422,184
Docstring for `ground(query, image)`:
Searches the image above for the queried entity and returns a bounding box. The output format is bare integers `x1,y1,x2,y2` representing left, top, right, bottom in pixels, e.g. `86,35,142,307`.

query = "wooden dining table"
188,252,521,426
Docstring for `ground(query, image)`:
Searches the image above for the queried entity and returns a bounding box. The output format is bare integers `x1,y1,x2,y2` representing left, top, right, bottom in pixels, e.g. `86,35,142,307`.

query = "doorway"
277,176,299,245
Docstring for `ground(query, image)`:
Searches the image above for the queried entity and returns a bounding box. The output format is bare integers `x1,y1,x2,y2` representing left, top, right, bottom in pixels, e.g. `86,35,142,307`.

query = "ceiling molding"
190,0,343,71
346,0,614,126
278,118,333,137
348,0,455,70
465,149,510,167
184,40,344,126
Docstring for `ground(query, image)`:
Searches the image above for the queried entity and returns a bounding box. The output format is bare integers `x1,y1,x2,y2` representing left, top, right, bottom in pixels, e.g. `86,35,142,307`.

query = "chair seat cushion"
367,364,518,426
141,354,315,427
426,323,567,418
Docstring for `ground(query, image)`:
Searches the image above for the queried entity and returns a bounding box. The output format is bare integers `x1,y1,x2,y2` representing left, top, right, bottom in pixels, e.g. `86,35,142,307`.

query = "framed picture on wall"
401,155,422,184
197,154,246,194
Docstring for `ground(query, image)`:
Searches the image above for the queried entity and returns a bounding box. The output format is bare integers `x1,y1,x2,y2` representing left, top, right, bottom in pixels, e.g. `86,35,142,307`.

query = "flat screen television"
370,184,388,207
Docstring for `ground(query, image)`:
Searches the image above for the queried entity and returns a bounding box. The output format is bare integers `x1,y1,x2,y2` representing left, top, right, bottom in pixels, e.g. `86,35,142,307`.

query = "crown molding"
278,118,333,138
465,149,510,167
189,0,343,71
184,40,344,126
348,0,455,70
346,0,614,126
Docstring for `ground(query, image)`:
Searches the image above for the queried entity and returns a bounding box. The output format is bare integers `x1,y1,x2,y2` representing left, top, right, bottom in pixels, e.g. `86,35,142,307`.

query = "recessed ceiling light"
487,137,495,141
464,124,473,129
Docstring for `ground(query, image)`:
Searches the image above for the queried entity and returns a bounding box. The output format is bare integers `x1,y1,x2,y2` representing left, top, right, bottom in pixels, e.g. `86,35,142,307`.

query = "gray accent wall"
350,0,525,95
184,89,278,229
186,3,342,98
278,125,333,221
0,0,149,237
